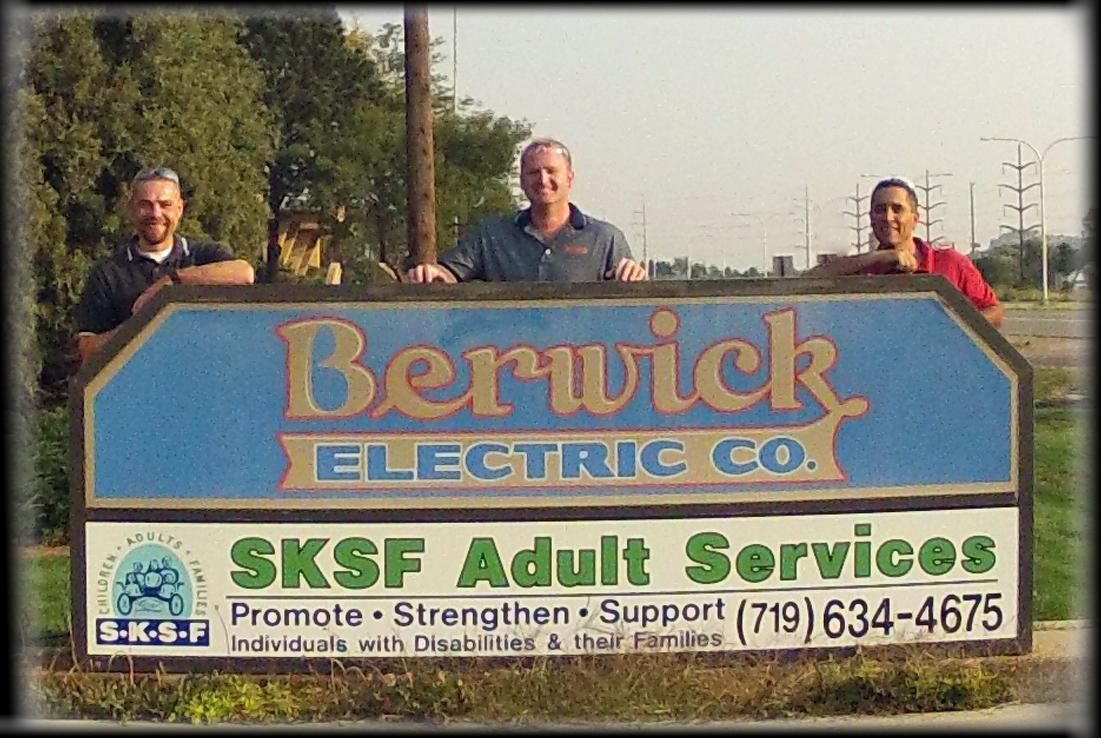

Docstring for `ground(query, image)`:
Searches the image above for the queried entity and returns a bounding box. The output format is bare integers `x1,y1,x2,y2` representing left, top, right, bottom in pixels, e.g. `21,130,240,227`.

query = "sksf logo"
96,619,210,646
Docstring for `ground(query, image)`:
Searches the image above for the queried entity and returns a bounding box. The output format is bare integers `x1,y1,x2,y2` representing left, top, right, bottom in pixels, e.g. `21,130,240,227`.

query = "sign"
71,277,1032,669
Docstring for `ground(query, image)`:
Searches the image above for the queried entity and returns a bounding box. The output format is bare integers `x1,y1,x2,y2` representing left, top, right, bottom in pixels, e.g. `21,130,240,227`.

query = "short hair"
520,138,572,171
131,166,181,191
871,177,919,213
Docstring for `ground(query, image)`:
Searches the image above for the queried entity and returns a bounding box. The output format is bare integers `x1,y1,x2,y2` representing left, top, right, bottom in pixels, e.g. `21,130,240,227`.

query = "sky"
339,6,1091,271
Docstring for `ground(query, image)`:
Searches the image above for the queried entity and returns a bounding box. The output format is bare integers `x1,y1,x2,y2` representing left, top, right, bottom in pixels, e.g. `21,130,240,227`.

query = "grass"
18,551,70,643
997,286,1092,305
25,651,1038,724
1031,406,1088,620
1033,366,1083,405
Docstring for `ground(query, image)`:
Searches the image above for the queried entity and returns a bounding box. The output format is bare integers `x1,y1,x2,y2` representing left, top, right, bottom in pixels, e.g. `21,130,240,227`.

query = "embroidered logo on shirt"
565,244,589,256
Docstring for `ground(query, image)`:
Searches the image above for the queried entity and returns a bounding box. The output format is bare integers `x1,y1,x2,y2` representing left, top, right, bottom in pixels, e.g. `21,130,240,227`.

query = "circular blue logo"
112,544,193,618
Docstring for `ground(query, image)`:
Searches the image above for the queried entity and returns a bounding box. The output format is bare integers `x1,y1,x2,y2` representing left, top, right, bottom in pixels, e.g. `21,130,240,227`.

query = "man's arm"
404,263,459,283
77,329,120,366
982,304,1005,327
954,257,1005,327
607,258,648,281
176,259,255,285
805,249,915,277
406,226,486,283
604,227,648,281
131,259,254,314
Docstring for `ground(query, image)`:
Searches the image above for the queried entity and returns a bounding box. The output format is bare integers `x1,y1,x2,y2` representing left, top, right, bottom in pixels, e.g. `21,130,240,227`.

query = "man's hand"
606,258,648,282
404,263,458,284
886,248,919,273
130,275,172,315
77,328,120,366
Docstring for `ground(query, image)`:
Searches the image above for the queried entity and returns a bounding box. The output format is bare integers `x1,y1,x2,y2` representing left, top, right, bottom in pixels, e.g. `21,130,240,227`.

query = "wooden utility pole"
404,6,437,265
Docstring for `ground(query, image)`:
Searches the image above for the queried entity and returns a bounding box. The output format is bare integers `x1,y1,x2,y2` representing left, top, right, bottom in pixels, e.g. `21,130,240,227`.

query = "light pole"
980,136,1094,302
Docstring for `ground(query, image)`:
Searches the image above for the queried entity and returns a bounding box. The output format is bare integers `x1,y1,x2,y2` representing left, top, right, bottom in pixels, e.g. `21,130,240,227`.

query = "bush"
26,405,71,545
990,285,1088,303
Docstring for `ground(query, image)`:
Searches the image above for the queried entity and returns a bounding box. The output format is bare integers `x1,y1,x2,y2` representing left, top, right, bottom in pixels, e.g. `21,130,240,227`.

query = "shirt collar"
126,233,189,262
911,237,932,272
515,203,587,230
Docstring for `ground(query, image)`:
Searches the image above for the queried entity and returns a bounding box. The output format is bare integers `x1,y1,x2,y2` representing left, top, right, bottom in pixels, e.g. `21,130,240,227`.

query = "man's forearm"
805,252,883,277
77,328,119,365
178,259,255,285
982,304,1005,328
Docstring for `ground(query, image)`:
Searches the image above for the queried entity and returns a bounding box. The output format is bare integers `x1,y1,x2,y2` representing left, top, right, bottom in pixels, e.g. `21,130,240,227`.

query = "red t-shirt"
858,238,1000,310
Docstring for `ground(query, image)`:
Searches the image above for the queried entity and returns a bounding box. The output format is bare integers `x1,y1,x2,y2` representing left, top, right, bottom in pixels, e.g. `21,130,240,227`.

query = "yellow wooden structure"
276,214,324,276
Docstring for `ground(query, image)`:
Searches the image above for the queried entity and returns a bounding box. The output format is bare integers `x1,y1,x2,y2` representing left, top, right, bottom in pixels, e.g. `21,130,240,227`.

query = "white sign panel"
85,508,1018,658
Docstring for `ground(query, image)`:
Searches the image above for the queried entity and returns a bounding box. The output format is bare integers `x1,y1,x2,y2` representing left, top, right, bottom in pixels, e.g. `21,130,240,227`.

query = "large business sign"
71,277,1032,670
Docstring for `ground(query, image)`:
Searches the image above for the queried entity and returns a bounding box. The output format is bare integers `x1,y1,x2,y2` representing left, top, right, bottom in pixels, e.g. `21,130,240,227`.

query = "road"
1002,307,1090,339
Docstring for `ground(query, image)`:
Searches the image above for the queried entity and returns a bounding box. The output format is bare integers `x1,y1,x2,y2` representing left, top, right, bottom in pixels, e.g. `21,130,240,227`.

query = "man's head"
519,138,574,208
870,177,920,250
129,166,185,251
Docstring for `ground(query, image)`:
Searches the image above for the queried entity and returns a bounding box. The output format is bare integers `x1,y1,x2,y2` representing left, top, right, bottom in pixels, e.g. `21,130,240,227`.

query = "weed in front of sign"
23,649,1054,724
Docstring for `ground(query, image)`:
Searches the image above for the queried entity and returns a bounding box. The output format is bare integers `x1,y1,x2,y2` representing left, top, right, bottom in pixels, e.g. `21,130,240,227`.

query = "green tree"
109,12,274,255
254,18,530,280
973,250,1018,289
240,9,387,276
24,10,274,397
24,11,121,396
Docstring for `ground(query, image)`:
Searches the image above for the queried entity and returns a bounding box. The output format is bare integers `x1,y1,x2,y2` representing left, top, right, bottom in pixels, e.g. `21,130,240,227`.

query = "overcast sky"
341,6,1091,270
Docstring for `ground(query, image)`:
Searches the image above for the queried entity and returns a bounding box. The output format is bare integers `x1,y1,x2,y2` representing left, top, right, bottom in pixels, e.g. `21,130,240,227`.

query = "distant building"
772,254,796,277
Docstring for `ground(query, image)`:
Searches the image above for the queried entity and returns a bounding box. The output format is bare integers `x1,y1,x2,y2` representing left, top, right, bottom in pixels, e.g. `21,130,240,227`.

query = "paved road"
1002,307,1090,339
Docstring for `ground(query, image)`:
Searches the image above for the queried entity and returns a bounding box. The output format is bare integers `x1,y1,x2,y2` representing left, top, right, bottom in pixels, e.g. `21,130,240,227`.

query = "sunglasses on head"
132,166,181,187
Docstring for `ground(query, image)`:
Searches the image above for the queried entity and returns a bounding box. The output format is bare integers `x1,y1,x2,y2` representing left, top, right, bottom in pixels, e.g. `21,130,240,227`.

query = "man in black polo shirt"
404,138,647,283
74,166,255,364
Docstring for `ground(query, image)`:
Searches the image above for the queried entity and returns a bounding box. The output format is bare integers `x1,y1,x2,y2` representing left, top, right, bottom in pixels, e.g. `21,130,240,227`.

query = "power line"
996,143,1039,283
843,183,869,253
913,169,953,245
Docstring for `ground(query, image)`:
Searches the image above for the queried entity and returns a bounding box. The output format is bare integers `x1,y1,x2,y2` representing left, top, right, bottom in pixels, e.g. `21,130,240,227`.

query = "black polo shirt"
438,204,633,282
75,234,235,334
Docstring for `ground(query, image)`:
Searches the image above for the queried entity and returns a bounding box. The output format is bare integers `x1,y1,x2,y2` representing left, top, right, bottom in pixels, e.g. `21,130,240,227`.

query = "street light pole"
980,135,1095,303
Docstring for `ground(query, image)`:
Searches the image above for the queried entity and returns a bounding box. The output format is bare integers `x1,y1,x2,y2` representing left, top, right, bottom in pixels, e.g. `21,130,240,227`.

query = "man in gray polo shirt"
405,138,647,283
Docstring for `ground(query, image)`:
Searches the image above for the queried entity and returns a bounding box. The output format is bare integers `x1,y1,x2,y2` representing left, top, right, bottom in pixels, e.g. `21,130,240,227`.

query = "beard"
139,222,171,245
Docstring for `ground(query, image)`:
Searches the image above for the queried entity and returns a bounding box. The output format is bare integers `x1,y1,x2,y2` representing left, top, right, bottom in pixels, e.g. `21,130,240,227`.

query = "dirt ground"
1008,336,1089,370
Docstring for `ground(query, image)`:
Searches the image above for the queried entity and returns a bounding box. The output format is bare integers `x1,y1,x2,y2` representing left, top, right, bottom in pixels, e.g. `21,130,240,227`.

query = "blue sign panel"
79,285,1020,509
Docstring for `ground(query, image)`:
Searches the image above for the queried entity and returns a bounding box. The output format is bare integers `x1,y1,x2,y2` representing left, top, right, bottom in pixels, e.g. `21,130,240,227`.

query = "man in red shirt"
806,177,1004,327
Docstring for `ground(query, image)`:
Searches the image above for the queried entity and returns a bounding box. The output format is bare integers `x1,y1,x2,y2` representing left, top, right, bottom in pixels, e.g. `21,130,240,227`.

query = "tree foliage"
22,10,273,399
17,9,530,403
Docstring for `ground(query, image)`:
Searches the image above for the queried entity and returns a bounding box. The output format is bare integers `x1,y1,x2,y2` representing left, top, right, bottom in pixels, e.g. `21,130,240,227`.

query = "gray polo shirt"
438,204,633,282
